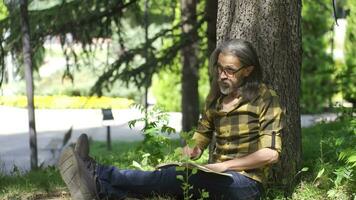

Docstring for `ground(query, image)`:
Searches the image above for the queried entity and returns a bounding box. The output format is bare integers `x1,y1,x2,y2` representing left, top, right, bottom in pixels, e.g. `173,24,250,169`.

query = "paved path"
0,106,182,174
0,106,337,174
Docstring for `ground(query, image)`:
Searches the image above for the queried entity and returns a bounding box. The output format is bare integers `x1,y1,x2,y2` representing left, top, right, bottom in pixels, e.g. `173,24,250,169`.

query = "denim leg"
186,171,233,199
96,165,182,199
96,165,262,200
185,170,262,200
227,171,263,200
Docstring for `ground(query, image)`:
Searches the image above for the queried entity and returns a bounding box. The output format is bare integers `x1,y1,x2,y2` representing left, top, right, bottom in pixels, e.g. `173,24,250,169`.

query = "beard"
218,78,245,95
218,81,234,95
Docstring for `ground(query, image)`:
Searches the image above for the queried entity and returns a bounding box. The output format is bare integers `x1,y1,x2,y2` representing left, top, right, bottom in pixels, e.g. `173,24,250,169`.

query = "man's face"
217,53,251,95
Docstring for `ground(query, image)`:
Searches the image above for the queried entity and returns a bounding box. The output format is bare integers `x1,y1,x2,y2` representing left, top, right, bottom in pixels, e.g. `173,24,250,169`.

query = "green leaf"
301,167,309,172
176,175,184,181
316,168,325,179
131,161,144,170
128,120,136,129
347,155,356,163
176,166,185,172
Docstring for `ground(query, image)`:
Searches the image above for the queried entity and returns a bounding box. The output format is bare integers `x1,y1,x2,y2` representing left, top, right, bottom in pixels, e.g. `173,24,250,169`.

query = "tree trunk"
206,0,217,58
20,0,38,170
181,0,199,132
205,0,217,164
217,0,302,194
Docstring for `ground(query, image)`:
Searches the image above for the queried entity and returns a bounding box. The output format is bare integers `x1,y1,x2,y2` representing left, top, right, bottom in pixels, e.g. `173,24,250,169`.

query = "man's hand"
182,145,202,160
204,163,228,173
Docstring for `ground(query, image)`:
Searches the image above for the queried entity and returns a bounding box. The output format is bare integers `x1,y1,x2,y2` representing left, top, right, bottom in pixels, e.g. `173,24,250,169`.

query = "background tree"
205,0,217,164
216,0,302,194
181,0,199,132
152,0,213,115
342,0,356,107
19,0,37,169
205,0,217,60
0,2,8,86
301,0,335,113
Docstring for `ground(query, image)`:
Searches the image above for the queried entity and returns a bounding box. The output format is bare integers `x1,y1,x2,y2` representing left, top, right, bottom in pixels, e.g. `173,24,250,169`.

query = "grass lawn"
0,116,355,199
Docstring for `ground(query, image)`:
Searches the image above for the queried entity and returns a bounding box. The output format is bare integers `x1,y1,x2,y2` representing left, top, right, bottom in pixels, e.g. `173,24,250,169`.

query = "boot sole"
58,147,94,200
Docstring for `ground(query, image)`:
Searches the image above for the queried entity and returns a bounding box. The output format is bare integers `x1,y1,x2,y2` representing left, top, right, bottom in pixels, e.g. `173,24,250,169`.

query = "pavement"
0,106,337,174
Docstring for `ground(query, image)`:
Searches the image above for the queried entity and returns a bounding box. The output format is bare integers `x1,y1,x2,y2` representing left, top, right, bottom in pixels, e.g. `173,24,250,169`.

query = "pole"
106,126,111,150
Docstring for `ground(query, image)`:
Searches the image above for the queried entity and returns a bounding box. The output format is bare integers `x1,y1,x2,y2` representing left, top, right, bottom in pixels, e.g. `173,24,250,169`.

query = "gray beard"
219,84,232,95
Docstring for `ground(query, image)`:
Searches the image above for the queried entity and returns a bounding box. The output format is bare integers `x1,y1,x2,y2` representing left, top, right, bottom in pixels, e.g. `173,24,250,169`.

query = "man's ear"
243,66,254,77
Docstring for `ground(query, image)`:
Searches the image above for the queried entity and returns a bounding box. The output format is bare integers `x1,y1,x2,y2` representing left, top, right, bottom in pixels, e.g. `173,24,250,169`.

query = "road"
0,106,337,174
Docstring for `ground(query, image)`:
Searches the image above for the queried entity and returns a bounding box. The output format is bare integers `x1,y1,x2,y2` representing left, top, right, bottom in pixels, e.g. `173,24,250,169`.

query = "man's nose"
219,71,228,79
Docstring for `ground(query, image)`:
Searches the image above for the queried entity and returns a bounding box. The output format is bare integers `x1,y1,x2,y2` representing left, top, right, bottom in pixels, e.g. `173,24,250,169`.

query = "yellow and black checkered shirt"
192,84,283,183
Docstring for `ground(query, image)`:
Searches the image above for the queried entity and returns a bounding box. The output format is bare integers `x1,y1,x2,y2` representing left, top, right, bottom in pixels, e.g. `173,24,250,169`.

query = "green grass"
0,166,67,199
0,116,355,199
90,140,145,168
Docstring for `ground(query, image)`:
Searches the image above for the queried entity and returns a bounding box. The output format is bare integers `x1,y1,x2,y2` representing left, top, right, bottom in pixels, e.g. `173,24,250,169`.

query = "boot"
58,134,98,200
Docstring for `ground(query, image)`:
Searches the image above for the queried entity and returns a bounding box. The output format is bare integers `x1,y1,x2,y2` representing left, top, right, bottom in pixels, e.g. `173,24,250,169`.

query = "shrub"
340,0,356,107
0,95,134,109
301,0,336,113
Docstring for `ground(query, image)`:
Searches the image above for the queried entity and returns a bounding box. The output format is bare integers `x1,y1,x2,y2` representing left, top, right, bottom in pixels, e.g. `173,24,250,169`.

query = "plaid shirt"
192,84,283,183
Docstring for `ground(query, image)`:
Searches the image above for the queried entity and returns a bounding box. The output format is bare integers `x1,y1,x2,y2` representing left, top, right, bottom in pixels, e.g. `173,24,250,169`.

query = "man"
58,39,283,200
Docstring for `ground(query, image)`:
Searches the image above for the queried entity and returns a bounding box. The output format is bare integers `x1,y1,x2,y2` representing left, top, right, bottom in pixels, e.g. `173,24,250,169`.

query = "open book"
156,162,233,177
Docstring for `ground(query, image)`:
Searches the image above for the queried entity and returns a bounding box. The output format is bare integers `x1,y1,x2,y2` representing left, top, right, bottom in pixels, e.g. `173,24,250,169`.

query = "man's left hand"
204,163,228,173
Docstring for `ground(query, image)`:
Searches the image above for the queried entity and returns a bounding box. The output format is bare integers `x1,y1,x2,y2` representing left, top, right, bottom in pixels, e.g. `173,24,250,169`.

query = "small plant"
198,189,209,200
131,153,155,171
176,167,196,200
128,104,176,166
128,105,210,199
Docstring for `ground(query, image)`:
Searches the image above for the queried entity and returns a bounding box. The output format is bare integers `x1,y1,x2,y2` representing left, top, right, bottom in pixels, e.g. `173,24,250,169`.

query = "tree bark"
20,0,38,170
181,0,199,132
217,0,302,194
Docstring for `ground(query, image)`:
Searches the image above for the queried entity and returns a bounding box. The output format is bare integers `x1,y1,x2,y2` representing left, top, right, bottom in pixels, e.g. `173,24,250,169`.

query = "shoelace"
84,156,97,177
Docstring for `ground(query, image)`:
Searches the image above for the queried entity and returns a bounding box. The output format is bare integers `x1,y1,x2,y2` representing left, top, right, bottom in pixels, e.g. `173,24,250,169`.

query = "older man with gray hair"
58,39,283,200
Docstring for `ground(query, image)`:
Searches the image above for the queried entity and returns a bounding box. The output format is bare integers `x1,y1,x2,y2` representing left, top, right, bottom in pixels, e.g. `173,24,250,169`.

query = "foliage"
301,0,336,113
127,105,211,198
1,45,144,102
151,53,210,112
0,1,8,20
151,0,210,112
297,110,355,198
264,110,355,199
0,0,206,96
0,95,133,109
128,104,178,166
151,61,181,112
340,0,356,107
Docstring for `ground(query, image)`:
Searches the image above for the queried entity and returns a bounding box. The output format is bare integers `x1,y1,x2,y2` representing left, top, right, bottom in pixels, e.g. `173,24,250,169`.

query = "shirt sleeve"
258,92,283,153
192,109,214,150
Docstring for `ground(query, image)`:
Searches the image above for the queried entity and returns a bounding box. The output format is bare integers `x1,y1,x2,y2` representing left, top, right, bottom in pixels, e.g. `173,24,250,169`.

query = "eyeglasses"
217,65,245,76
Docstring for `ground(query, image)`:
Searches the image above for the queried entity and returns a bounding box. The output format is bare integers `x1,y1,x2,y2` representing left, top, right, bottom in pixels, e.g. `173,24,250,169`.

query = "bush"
301,0,336,113
300,110,356,198
340,0,356,107
0,95,134,109
151,59,210,112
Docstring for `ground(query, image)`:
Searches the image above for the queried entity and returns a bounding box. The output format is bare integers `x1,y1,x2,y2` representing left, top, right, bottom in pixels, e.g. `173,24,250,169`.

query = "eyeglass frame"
216,64,246,76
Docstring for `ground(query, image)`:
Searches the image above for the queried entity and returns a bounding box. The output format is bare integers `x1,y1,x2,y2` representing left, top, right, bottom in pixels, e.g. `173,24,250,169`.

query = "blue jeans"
96,165,262,200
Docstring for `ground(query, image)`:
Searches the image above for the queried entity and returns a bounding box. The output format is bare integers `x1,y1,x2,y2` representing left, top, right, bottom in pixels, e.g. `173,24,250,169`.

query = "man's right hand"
182,145,202,160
